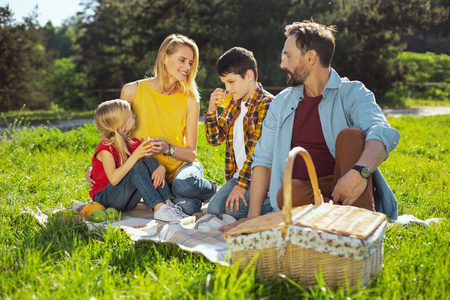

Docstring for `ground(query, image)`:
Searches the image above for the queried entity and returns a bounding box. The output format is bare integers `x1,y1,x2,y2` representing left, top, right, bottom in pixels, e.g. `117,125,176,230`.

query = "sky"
0,0,84,27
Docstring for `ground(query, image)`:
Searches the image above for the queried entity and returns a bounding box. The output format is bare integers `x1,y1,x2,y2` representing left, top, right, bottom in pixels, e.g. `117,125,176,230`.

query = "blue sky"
0,0,84,27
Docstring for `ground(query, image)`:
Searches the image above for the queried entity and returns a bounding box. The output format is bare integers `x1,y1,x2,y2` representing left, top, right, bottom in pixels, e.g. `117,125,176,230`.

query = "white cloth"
232,101,248,178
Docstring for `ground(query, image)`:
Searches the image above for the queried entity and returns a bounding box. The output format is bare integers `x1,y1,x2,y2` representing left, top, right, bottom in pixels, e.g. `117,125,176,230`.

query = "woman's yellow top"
131,79,188,183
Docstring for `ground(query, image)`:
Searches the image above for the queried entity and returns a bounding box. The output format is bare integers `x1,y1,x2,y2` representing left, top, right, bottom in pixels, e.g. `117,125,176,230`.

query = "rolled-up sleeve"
348,84,400,159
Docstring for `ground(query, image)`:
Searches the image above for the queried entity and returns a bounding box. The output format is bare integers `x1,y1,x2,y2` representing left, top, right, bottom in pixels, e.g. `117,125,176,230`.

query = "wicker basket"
224,147,386,290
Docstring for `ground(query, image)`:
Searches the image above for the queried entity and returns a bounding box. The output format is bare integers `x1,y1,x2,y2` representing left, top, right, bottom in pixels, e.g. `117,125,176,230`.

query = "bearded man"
220,20,400,231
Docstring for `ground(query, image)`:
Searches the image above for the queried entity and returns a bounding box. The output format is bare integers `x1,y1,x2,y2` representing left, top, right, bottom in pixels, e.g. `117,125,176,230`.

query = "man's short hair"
285,20,337,67
216,47,258,80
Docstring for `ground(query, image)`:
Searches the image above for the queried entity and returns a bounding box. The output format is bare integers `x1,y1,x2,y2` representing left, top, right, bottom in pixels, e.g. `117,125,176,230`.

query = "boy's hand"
225,185,247,213
207,88,226,114
151,165,166,189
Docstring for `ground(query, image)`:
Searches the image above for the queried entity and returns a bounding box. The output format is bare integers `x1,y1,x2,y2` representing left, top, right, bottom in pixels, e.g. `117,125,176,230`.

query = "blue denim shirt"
252,69,400,221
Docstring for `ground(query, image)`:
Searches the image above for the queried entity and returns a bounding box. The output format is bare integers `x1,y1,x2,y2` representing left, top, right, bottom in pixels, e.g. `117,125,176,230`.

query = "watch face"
361,167,371,178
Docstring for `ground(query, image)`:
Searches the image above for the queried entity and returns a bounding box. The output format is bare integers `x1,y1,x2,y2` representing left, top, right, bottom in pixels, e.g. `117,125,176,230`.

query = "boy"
204,47,273,220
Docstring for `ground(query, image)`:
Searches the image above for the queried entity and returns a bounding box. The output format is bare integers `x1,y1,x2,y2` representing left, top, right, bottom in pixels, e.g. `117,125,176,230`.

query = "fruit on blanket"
53,208,79,218
81,201,106,218
106,207,119,220
88,209,108,223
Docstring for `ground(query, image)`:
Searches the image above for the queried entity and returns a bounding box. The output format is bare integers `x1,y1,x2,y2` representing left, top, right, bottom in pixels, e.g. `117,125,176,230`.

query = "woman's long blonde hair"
154,34,199,100
94,99,135,166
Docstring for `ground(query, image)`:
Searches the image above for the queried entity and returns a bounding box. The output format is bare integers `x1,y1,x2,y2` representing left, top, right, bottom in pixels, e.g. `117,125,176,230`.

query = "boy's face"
219,70,255,102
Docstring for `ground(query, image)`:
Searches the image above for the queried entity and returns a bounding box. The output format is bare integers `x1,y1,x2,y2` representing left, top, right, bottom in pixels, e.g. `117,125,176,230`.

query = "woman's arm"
120,82,138,106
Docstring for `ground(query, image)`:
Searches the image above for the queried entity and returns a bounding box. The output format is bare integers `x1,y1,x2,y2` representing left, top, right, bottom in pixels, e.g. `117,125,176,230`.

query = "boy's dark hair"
216,47,258,80
285,20,337,67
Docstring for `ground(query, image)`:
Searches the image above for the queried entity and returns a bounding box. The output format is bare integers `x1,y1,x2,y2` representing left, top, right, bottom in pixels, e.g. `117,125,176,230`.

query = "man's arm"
247,166,271,218
332,139,386,206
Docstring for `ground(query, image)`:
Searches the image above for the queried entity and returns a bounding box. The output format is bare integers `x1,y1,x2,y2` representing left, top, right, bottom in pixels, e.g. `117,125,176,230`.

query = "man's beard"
285,62,310,87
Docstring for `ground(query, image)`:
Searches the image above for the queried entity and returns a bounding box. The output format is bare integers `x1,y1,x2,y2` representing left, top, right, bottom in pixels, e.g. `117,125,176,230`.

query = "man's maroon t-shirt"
291,94,335,181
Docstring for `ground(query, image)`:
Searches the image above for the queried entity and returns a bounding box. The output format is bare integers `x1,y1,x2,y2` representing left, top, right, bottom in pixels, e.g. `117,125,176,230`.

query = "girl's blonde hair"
154,34,199,101
94,99,134,166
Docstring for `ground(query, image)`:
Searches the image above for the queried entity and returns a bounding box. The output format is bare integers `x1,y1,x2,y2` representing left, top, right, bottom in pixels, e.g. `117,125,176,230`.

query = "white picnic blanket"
31,202,235,265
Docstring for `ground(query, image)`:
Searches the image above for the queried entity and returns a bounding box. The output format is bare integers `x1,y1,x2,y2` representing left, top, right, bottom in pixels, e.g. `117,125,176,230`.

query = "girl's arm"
96,142,152,186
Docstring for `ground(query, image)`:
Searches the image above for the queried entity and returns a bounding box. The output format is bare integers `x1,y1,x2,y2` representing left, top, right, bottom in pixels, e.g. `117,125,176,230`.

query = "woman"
89,34,216,215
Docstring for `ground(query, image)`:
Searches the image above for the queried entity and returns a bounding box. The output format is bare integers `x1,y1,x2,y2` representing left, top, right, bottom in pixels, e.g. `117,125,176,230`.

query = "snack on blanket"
88,209,108,223
53,208,79,218
81,201,106,218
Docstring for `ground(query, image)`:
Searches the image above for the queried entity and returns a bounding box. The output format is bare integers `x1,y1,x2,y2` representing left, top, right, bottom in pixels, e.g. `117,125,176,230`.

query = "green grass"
1,117,449,299
0,108,95,126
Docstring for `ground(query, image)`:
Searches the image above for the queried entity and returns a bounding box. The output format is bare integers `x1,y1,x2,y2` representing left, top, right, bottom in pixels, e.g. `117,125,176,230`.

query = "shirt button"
291,107,294,110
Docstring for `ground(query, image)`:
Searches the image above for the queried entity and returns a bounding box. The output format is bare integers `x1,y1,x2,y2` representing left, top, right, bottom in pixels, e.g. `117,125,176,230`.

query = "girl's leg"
142,157,175,201
94,160,170,211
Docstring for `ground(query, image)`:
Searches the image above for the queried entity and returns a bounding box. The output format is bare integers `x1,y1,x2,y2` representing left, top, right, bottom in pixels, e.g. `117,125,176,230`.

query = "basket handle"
282,147,323,230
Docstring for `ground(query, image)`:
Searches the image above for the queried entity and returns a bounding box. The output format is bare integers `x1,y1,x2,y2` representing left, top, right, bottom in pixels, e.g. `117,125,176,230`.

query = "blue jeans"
207,177,273,220
93,157,175,212
170,161,216,215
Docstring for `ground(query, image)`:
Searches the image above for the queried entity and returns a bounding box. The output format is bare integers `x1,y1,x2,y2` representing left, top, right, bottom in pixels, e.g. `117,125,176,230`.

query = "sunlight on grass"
1,118,449,299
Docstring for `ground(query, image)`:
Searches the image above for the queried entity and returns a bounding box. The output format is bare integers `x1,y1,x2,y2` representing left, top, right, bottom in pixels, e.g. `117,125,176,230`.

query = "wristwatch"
167,144,176,158
352,165,371,179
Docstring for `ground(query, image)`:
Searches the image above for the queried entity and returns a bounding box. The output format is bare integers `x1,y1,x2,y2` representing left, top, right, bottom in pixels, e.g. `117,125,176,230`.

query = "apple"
106,207,120,220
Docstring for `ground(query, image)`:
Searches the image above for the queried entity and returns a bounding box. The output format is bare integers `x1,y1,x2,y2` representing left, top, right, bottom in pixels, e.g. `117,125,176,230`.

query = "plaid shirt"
204,83,273,190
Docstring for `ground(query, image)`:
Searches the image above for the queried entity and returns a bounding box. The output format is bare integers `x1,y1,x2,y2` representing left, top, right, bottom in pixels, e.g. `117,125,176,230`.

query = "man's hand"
219,217,249,232
85,166,95,189
332,169,368,206
225,185,247,213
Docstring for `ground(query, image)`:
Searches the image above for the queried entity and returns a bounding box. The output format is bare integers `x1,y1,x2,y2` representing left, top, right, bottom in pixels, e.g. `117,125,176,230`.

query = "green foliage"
0,5,52,111
1,118,449,298
383,52,450,105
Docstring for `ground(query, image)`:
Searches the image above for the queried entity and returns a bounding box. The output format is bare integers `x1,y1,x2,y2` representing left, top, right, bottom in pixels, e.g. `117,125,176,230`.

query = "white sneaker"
167,202,189,218
154,204,183,222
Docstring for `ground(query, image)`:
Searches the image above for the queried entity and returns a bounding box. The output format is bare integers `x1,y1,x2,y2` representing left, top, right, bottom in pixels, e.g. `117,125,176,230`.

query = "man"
204,47,273,220
220,21,400,231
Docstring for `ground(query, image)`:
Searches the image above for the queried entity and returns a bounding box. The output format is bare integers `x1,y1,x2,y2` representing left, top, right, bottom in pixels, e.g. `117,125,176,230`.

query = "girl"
119,34,216,215
89,99,187,222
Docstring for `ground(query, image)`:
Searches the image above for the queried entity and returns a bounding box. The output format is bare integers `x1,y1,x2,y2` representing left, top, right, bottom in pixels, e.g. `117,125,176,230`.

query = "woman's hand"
225,185,247,213
149,138,170,155
151,165,166,189
207,88,226,114
85,166,95,189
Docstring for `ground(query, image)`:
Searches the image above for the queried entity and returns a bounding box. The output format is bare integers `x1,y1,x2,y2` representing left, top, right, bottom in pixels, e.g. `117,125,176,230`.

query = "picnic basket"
224,147,386,289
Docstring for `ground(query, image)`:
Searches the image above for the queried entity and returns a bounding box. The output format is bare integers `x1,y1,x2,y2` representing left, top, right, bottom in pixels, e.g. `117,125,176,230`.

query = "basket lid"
224,204,386,240
224,205,312,238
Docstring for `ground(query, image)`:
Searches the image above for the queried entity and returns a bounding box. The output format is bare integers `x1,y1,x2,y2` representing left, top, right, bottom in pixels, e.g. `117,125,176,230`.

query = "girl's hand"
149,138,170,155
151,165,166,188
207,88,226,114
131,141,153,161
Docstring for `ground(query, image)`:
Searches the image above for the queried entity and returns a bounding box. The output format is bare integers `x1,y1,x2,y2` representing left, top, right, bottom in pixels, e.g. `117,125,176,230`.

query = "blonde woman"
118,34,216,215
90,99,187,221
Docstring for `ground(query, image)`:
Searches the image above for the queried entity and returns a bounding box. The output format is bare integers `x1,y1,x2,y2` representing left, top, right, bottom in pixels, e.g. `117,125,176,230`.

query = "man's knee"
336,127,365,146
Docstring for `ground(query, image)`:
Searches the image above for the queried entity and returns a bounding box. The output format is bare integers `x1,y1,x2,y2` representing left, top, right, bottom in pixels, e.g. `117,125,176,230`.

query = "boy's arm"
204,88,231,146
236,96,272,190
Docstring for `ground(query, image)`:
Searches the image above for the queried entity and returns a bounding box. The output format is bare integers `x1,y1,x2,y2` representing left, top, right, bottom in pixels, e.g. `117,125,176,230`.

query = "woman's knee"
172,175,201,196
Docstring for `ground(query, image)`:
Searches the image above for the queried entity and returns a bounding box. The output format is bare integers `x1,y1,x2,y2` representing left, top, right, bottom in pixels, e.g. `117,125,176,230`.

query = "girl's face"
163,45,194,83
119,111,135,136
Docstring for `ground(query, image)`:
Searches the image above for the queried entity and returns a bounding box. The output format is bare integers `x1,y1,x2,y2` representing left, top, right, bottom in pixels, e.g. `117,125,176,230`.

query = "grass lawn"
0,116,449,299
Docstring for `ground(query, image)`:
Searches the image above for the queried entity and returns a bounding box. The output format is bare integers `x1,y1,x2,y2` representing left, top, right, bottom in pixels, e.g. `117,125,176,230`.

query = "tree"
0,5,51,111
